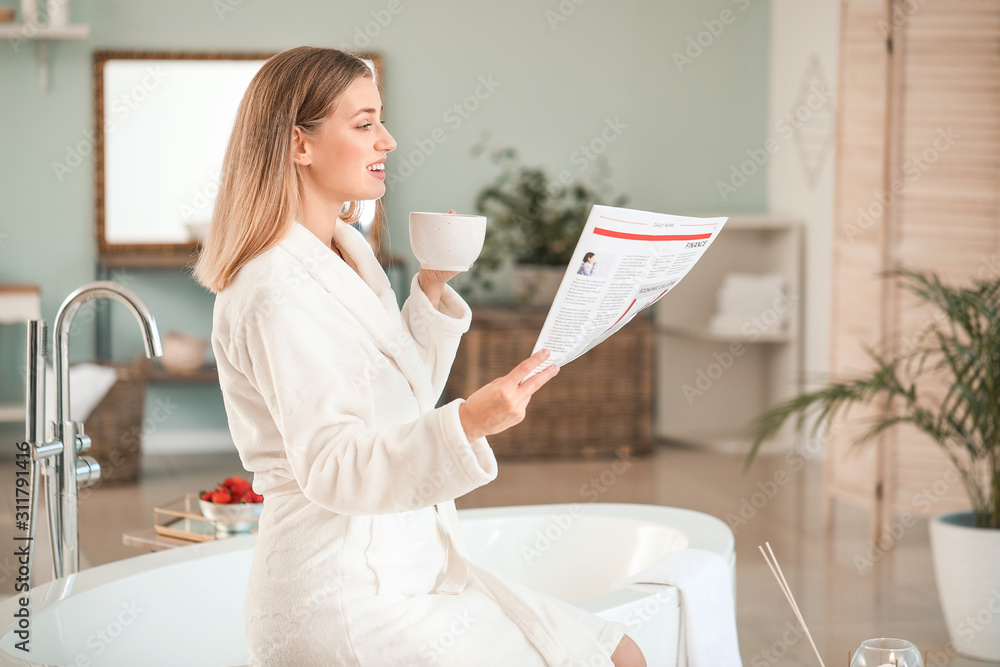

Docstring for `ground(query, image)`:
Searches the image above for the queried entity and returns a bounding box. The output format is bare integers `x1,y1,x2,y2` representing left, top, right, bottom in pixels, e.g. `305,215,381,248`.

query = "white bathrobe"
212,221,626,666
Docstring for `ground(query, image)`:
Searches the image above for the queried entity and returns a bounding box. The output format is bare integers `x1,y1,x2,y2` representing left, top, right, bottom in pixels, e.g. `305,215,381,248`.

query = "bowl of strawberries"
198,476,264,533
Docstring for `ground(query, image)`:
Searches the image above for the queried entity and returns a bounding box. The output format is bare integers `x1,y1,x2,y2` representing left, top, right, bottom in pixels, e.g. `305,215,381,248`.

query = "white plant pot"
512,264,566,308
929,511,1000,661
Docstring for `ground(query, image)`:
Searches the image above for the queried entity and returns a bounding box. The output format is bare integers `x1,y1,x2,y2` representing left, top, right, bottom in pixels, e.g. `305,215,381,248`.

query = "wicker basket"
444,307,653,459
82,357,151,486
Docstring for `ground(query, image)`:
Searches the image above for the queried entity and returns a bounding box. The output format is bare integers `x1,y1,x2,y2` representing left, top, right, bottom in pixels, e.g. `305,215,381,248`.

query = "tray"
154,493,259,542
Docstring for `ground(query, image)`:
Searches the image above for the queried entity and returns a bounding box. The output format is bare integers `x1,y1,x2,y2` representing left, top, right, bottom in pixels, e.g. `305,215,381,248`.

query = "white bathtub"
0,503,734,666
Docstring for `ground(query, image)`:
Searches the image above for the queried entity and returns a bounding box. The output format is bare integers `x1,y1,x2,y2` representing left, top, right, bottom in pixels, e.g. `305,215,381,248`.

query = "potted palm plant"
468,146,627,305
746,268,1000,661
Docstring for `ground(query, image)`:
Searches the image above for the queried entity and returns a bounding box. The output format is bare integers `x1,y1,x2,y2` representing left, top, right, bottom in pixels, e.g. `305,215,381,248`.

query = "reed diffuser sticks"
759,541,826,667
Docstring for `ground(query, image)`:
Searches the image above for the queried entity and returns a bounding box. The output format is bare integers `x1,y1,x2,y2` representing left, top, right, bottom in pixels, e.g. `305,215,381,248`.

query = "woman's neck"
298,194,346,249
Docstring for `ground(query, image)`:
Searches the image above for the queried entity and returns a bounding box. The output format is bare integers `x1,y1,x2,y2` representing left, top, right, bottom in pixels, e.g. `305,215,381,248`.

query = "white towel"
44,362,120,423
619,548,742,667
709,272,790,336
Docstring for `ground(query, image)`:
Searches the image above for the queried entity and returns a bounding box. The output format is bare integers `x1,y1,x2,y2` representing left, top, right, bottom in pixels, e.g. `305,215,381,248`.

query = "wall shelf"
653,216,803,453
149,362,218,385
0,22,91,92
655,323,793,344
0,23,90,38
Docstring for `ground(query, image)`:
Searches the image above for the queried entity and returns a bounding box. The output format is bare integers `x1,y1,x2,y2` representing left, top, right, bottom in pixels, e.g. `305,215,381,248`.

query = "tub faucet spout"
26,281,162,583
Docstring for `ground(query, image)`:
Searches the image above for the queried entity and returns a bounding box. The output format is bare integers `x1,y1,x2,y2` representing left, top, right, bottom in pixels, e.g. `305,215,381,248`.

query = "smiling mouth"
367,163,385,172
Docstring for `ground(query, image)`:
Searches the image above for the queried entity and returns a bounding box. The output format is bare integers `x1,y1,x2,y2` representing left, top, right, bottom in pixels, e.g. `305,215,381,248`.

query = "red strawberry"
200,490,213,502
211,490,232,504
250,492,264,503
225,479,252,495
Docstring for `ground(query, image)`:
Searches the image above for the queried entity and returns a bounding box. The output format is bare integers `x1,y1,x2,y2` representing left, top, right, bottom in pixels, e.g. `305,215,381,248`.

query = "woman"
194,47,645,667
577,252,598,276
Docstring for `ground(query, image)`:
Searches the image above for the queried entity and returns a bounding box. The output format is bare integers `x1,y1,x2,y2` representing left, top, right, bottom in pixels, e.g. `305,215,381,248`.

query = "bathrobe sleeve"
400,274,472,402
232,284,497,516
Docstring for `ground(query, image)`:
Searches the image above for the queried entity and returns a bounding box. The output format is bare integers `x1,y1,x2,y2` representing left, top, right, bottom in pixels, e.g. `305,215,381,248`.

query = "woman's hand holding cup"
414,209,483,307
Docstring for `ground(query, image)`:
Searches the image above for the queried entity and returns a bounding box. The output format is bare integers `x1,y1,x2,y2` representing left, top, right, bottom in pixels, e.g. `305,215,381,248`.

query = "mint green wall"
0,0,769,432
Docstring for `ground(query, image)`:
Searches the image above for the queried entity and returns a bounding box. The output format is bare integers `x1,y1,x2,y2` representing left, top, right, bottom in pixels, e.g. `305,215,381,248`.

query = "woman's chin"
360,183,387,200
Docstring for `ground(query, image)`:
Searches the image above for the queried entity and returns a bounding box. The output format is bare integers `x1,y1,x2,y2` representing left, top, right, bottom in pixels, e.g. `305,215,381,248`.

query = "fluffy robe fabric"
212,221,626,666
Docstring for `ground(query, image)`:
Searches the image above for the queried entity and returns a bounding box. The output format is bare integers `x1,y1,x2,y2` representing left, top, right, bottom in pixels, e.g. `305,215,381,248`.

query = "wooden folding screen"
828,0,1000,541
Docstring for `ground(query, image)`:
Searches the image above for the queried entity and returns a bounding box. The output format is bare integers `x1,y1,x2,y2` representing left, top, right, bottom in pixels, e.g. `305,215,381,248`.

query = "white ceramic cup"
409,211,487,271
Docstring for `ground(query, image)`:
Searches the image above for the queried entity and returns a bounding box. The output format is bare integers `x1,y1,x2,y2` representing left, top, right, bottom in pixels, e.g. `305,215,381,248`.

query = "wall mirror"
94,50,384,267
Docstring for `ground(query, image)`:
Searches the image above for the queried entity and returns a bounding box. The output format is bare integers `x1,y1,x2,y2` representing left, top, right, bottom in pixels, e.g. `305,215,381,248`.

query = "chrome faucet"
25,281,162,583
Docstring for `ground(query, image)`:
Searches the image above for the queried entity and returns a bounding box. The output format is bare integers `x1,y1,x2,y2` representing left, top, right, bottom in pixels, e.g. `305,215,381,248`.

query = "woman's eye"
359,123,372,130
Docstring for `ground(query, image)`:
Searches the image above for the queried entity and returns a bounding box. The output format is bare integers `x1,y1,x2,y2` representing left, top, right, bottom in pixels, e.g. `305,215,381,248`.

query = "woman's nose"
378,125,397,153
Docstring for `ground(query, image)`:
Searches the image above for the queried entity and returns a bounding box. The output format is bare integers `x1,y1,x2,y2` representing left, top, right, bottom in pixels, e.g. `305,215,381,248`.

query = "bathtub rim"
458,502,734,558
457,503,736,614
0,502,735,666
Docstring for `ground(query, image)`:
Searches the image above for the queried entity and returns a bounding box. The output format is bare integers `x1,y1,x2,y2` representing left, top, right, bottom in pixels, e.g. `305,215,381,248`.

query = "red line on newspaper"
606,299,637,333
649,288,672,306
593,228,713,242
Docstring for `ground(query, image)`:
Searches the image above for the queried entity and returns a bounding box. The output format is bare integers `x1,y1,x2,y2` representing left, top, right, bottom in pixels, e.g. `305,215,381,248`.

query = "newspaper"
530,205,728,374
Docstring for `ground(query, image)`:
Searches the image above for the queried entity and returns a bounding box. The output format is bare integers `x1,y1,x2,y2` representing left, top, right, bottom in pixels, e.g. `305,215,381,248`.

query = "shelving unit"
653,217,802,452
0,22,91,92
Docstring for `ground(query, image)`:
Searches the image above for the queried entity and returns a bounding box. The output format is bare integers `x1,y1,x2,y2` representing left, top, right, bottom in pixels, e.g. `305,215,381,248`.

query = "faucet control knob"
76,433,92,453
76,455,101,487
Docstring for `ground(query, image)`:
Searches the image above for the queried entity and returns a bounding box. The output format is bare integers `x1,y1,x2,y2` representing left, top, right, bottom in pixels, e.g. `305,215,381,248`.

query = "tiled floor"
0,432,995,666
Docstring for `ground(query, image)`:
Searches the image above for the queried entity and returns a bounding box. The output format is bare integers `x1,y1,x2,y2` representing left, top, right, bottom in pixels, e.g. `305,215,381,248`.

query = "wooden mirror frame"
93,50,385,268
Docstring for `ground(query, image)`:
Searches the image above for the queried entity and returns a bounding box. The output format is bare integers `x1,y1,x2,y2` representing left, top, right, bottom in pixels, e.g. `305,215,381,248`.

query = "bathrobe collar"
279,220,437,413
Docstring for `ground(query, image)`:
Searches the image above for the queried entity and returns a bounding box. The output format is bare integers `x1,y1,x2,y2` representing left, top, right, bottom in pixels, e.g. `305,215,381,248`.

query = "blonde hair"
193,47,375,293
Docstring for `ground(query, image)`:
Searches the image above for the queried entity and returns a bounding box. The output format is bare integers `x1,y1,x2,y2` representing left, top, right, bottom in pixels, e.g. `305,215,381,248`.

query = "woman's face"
297,75,397,206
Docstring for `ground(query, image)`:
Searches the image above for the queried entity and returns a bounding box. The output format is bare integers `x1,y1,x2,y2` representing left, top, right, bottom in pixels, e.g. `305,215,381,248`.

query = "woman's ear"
290,126,311,167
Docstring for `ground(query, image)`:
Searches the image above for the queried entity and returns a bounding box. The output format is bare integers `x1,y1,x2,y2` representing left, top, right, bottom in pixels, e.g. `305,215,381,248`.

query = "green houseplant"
746,268,1000,660
469,147,627,303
